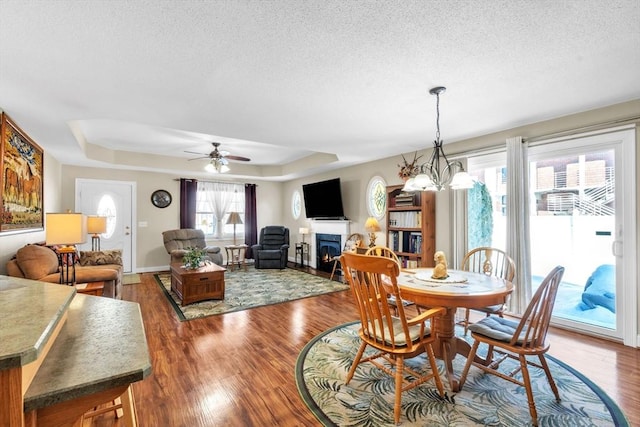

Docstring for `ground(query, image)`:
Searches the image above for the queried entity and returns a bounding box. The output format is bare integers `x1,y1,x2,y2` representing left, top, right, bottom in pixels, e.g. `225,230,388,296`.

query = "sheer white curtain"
506,136,531,313
198,181,236,239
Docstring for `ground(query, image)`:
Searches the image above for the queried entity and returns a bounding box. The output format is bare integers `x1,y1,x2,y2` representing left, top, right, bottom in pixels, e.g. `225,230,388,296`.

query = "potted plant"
183,247,207,269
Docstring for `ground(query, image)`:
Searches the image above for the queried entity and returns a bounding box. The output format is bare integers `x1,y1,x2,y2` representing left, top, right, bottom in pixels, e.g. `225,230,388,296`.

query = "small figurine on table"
431,251,449,279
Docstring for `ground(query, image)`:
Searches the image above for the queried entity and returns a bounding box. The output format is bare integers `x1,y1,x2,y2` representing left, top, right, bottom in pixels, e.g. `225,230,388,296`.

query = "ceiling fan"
185,142,250,173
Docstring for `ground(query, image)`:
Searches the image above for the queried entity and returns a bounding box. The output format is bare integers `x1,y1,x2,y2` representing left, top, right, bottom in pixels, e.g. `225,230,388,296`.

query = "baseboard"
135,265,170,273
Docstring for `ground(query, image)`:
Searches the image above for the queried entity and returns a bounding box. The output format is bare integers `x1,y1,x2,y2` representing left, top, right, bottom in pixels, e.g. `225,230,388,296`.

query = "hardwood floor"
89,265,639,426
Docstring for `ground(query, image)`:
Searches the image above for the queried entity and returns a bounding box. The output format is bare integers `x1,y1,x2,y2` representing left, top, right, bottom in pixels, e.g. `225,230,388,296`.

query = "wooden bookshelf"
386,184,436,268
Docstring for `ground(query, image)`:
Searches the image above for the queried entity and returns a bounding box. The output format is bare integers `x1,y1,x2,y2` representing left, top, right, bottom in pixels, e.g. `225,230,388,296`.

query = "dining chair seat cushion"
366,317,431,346
468,316,527,344
387,295,415,307
473,303,504,314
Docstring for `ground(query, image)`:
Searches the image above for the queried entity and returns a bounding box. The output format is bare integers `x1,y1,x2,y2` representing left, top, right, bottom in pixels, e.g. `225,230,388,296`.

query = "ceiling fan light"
204,163,217,173
220,164,230,173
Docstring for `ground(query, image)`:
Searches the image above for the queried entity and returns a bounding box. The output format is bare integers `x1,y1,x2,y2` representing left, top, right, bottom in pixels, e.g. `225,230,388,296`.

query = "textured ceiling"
1,0,639,181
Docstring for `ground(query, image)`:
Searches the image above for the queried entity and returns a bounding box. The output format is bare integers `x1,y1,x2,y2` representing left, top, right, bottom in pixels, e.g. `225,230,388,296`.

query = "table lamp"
87,216,107,251
45,212,87,285
226,212,243,245
299,227,309,244
364,217,381,248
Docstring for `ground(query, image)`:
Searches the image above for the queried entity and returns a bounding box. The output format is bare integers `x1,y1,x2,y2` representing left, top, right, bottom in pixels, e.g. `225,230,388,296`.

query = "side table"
295,242,308,267
225,244,248,271
75,281,105,296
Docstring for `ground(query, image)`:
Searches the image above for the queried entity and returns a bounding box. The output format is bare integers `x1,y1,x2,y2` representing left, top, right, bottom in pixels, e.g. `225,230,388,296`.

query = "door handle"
611,240,623,257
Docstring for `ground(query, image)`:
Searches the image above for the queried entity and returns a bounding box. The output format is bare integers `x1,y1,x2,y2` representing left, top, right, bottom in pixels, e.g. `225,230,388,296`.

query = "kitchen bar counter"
0,275,151,426
0,277,75,370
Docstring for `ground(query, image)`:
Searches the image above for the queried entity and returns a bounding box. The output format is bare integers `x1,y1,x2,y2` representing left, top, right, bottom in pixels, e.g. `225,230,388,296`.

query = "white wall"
57,166,285,272
282,159,400,249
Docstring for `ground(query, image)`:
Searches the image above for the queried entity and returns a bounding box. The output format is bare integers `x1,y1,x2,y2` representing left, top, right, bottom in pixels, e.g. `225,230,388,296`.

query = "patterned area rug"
155,267,349,321
296,322,629,426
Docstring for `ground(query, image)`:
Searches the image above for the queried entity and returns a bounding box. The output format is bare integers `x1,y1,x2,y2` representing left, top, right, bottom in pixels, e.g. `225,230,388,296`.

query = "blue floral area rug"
296,322,629,426
155,267,349,321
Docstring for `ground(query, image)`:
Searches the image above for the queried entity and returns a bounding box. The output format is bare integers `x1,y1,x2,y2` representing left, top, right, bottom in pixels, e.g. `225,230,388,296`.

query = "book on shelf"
388,231,400,251
389,211,421,228
401,231,423,253
399,258,419,269
407,259,419,269
394,197,415,206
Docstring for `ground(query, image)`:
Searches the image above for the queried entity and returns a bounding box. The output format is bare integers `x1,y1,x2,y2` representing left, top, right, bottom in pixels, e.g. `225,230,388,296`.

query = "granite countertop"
23,293,152,411
0,276,75,370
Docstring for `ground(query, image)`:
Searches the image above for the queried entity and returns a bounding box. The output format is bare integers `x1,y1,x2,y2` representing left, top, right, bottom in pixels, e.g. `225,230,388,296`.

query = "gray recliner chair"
252,226,290,269
162,228,223,266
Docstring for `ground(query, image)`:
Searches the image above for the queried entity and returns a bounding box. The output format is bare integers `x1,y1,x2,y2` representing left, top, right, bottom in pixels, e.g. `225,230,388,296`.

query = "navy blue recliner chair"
252,226,290,269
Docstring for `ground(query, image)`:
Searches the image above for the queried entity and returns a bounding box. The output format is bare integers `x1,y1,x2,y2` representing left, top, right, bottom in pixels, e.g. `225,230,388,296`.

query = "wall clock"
151,189,172,208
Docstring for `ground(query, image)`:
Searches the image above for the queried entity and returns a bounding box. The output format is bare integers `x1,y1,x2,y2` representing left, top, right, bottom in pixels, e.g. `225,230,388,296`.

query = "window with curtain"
466,152,508,252
195,181,245,239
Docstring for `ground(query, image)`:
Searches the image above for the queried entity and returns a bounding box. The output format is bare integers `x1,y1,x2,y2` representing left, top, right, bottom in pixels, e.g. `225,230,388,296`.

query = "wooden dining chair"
459,247,516,335
329,232,365,281
339,252,445,425
365,245,420,315
459,265,565,427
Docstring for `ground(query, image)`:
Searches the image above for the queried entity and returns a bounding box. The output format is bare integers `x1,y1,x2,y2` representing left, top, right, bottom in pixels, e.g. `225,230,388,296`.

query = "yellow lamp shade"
45,213,87,246
87,216,107,235
364,217,381,232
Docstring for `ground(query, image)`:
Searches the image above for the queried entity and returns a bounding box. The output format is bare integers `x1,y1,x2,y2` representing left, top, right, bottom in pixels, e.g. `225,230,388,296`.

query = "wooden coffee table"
75,281,104,296
170,262,226,306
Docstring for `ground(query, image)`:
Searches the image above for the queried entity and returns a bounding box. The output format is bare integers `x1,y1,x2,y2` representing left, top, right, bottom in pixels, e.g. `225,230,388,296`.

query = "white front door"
75,179,136,273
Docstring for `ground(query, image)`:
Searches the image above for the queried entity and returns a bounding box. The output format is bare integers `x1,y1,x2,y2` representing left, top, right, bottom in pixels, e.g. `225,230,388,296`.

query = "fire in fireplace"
316,233,342,274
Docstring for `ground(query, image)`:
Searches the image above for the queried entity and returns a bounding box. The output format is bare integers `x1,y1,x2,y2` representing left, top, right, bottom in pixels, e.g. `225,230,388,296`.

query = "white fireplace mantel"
309,219,351,269
310,219,350,236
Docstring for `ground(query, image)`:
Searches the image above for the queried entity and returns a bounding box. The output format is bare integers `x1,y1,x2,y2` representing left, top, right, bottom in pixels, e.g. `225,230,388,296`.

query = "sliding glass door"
464,128,636,344
527,129,635,341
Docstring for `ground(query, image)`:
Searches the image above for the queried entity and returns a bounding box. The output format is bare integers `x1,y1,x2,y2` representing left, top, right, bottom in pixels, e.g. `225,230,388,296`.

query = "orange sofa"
6,244,123,299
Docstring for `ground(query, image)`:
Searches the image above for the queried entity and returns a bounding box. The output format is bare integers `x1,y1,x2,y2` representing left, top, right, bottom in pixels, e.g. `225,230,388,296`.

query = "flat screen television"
302,178,346,219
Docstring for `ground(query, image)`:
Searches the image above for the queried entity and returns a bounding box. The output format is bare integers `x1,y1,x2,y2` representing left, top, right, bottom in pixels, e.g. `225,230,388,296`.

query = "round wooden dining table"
396,268,514,392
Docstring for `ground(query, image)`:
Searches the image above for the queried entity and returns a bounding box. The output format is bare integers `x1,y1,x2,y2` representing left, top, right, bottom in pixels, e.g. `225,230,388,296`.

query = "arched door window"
97,195,116,239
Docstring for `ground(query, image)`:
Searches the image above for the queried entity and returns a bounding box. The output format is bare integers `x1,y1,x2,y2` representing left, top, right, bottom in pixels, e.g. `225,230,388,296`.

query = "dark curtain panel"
244,183,258,258
179,178,198,229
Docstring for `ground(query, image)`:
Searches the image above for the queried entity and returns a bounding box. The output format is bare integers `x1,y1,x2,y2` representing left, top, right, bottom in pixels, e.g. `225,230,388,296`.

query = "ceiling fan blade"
186,142,250,164
226,155,251,162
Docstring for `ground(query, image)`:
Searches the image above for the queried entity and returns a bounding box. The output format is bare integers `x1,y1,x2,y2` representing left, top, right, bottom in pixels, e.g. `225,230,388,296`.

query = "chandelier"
204,158,230,174
402,86,474,192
